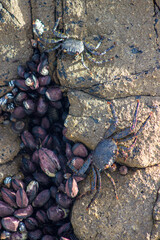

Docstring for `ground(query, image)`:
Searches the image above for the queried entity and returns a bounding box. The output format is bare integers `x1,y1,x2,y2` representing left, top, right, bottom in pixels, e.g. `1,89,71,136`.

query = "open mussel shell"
39,148,61,177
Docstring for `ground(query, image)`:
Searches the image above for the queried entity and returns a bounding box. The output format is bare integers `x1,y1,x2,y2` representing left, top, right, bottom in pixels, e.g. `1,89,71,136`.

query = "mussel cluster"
0,43,89,239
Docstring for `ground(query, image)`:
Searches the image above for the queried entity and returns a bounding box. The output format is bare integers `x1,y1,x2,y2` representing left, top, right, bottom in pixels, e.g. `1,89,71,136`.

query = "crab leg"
81,54,91,71
134,111,152,137
86,43,116,56
91,165,97,192
78,157,92,175
84,40,103,51
37,36,64,44
85,52,114,64
52,17,68,39
87,166,101,210
45,43,62,53
104,171,118,200
104,102,118,138
113,100,140,140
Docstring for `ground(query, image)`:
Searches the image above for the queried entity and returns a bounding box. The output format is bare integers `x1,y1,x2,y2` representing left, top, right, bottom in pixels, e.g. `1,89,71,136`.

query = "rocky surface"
0,0,160,239
0,154,22,185
71,165,160,240
0,124,21,164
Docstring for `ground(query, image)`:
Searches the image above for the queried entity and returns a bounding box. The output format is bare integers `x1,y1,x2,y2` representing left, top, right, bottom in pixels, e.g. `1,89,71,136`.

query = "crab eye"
104,164,109,169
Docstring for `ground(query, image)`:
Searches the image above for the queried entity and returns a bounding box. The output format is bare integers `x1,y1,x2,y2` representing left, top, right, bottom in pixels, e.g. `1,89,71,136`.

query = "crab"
68,100,152,209
33,18,115,72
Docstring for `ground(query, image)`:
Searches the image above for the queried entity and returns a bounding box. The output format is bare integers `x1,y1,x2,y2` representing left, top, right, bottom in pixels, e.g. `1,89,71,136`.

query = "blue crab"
33,18,115,72
68,100,152,209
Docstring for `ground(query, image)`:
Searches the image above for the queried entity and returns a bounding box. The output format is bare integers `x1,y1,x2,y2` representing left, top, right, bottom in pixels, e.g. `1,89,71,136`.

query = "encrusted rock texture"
0,0,160,239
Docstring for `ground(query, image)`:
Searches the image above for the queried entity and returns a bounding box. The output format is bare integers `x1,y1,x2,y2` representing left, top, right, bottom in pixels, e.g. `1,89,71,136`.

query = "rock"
71,165,160,240
0,154,22,185
64,91,160,168
57,0,160,98
0,124,21,164
0,0,32,85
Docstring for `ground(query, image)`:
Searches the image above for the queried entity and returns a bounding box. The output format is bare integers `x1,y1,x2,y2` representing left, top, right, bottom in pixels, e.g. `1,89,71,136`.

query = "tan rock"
0,154,22,185
57,0,160,99
0,0,32,85
71,165,160,240
0,124,20,164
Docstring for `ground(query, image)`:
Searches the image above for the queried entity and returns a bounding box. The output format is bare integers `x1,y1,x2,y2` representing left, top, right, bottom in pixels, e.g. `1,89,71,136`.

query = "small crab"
68,100,152,209
33,18,115,72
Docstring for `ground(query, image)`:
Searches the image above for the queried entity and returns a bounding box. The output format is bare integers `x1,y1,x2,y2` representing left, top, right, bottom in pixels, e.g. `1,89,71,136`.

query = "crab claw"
33,19,45,36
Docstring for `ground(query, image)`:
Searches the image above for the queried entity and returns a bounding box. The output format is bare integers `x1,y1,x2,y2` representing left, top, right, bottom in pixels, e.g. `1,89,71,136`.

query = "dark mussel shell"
11,120,25,134
14,79,29,91
47,205,69,222
72,143,88,158
65,177,79,198
16,188,29,208
21,130,37,150
32,126,47,140
23,99,36,115
12,178,25,191
45,87,62,101
0,200,14,217
26,180,39,203
32,189,50,208
11,106,27,119
24,217,38,231
1,217,19,232
14,205,33,219
38,75,51,86
1,187,17,208
36,97,48,116
28,229,43,240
